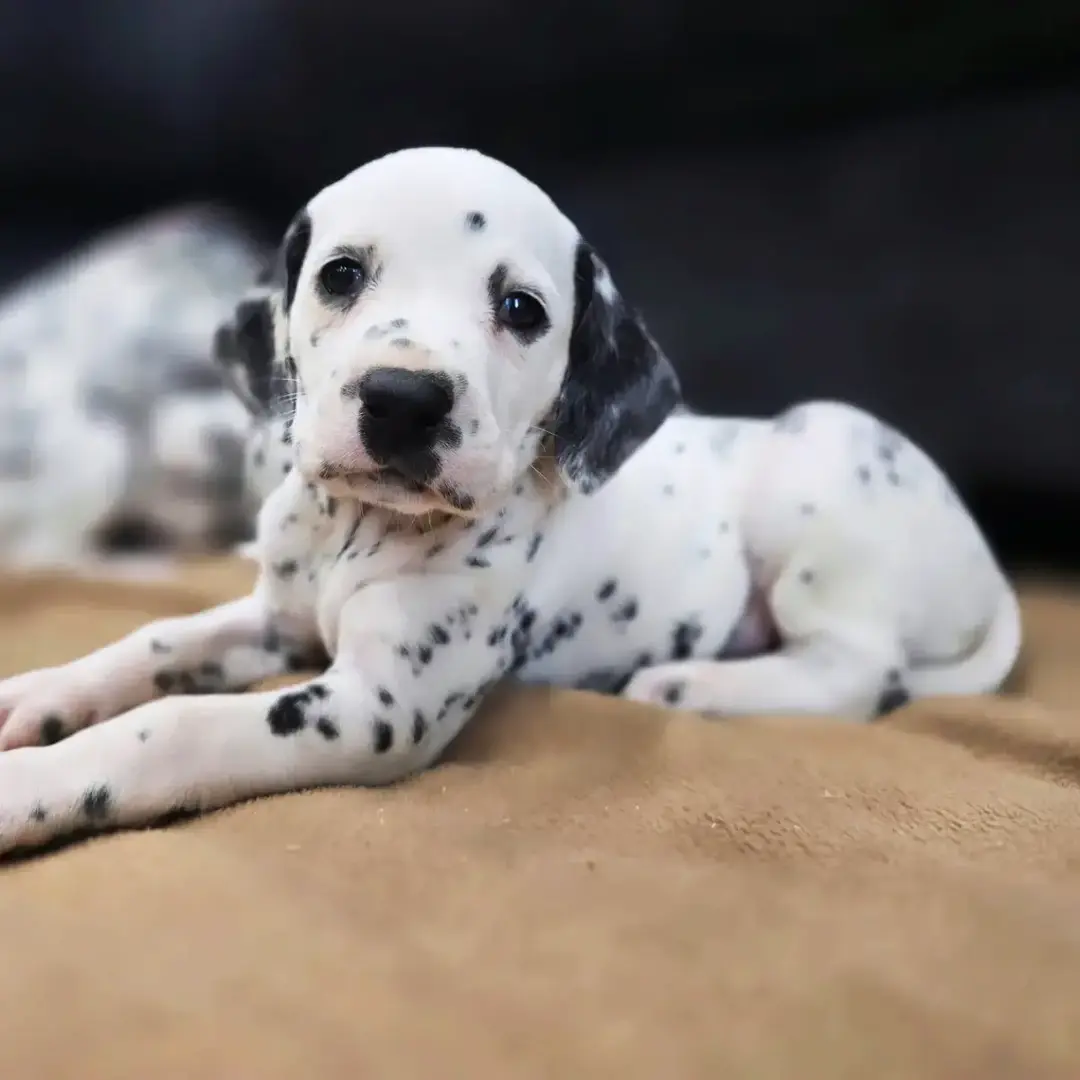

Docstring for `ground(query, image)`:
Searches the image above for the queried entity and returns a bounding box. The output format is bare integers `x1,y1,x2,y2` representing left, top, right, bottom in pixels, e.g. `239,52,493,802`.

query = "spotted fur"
0,148,1020,857
0,205,270,568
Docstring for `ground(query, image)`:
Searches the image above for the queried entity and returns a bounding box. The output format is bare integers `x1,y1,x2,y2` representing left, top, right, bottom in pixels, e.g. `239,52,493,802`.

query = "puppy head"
215,147,680,516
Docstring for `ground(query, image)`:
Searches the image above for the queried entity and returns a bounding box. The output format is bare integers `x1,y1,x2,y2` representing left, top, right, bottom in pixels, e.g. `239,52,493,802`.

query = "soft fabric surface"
1,562,1079,1078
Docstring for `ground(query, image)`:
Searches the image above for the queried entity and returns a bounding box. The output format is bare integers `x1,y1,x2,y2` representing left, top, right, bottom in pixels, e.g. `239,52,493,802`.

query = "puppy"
0,205,268,571
0,147,1020,856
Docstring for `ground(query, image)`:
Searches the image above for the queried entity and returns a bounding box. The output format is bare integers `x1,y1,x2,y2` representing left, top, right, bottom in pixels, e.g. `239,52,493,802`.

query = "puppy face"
215,147,680,516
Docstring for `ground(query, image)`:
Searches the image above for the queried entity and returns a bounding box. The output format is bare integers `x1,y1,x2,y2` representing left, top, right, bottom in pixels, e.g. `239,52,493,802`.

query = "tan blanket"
1,562,1079,1079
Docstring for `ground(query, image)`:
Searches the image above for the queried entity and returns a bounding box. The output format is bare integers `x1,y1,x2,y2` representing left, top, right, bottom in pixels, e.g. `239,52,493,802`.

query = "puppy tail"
906,586,1023,699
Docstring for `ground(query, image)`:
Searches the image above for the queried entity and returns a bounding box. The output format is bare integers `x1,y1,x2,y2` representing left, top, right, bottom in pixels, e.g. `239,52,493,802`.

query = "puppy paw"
0,663,110,751
0,747,55,856
621,666,693,710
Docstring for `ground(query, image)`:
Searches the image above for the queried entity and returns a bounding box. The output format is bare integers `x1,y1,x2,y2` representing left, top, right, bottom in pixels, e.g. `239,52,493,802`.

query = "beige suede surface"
0,561,1078,1079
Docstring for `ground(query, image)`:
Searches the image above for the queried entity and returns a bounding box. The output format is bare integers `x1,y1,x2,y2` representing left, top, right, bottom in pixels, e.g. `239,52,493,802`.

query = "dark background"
2,0,1078,570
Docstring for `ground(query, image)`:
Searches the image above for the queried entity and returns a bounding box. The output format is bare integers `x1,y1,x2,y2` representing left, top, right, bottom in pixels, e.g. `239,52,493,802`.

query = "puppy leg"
0,577,510,856
622,643,902,721
0,595,317,750
625,542,905,721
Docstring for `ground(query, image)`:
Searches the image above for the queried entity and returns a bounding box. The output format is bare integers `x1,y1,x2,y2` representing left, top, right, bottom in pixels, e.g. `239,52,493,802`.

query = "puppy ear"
550,241,681,494
211,284,285,416
211,208,311,416
279,209,312,313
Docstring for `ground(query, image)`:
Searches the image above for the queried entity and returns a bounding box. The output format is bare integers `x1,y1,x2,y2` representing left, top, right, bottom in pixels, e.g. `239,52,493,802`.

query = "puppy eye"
498,291,547,333
318,257,365,297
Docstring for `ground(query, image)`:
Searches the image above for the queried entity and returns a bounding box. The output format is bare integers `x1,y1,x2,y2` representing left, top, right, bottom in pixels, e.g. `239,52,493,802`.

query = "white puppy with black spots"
0,147,1021,856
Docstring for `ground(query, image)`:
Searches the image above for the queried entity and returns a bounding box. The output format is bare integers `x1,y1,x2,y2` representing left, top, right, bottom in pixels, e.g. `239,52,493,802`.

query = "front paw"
622,666,694,711
0,663,110,751
0,747,57,857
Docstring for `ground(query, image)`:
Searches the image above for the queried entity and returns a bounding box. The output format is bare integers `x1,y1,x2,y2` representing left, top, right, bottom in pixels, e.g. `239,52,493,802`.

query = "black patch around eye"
465,211,486,232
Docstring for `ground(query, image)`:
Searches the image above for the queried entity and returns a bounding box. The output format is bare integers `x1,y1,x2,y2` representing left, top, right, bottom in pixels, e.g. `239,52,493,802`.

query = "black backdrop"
2,0,1079,569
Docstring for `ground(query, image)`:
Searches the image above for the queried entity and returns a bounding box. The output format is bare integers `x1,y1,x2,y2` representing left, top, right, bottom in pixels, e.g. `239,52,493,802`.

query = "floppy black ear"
211,284,283,416
211,209,312,416
550,241,681,494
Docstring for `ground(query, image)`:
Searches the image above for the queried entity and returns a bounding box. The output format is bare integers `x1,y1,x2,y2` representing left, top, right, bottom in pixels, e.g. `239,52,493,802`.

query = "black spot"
150,639,172,654
466,555,491,569
430,624,451,646
856,465,872,484
427,542,445,558
82,785,112,821
199,661,224,681
526,533,544,561
315,716,340,740
389,318,408,329
465,211,486,231
412,710,427,744
137,729,151,742
475,526,499,548
469,418,480,435
29,804,47,824
886,469,901,486
596,579,617,601
377,687,395,707
154,671,176,694
799,568,815,584
273,559,299,580
418,644,434,665
267,691,310,736
389,337,413,349
612,599,639,623
373,720,395,753
661,682,685,706
671,620,703,660
875,685,911,717
39,715,65,746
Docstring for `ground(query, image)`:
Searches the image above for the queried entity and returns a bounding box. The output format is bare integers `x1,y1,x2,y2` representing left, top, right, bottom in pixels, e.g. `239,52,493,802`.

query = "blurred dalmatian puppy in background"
0,206,272,568
0,205,272,573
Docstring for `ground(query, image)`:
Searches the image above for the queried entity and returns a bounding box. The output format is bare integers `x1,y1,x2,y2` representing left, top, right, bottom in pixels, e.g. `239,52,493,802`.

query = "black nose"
357,366,455,465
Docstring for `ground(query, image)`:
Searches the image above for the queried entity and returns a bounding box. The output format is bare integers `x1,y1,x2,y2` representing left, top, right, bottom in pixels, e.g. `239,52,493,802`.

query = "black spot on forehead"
465,211,486,232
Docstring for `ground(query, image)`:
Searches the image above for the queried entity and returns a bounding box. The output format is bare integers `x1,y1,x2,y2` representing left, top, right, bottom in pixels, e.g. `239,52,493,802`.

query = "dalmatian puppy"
0,205,269,570
0,147,1020,856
